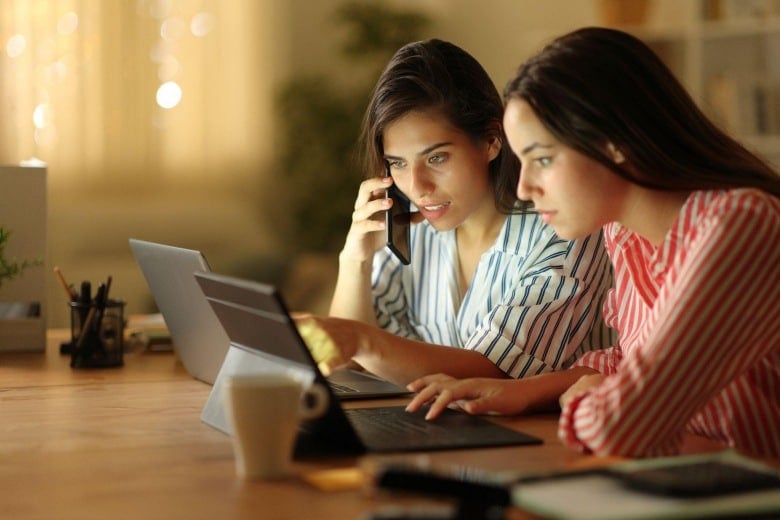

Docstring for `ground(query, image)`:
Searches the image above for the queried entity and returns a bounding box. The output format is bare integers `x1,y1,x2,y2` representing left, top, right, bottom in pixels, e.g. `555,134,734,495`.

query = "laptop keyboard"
347,406,464,438
344,406,542,452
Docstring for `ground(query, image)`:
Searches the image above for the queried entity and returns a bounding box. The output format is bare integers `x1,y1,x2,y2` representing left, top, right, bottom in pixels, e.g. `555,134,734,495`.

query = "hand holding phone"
384,163,412,265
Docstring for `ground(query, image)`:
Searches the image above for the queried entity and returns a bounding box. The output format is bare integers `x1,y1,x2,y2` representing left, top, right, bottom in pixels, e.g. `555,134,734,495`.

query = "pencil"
75,305,98,351
54,266,77,301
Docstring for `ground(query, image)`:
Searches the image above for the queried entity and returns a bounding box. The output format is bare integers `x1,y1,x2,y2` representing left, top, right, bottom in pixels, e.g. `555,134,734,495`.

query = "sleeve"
569,225,626,375
370,247,421,340
572,346,623,375
466,229,614,379
572,284,623,375
558,193,780,457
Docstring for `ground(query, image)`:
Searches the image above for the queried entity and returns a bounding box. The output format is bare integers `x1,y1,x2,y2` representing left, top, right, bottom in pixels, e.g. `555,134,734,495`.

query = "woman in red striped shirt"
407,27,780,458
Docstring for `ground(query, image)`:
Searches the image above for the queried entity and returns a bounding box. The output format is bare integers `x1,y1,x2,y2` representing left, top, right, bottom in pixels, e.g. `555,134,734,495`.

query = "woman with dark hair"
296,39,613,386
408,28,780,458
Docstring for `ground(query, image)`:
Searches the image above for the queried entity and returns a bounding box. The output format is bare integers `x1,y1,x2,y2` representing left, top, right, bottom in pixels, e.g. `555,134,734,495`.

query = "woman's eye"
534,157,551,167
428,153,446,164
387,160,405,170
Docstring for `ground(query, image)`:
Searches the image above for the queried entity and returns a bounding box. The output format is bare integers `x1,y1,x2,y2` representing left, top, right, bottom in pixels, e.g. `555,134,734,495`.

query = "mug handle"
299,383,329,420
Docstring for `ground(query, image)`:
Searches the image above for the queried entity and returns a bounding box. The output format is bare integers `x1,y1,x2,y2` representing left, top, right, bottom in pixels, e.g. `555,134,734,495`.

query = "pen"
103,275,112,303
73,280,99,355
54,266,77,301
77,280,91,331
79,281,91,305
95,276,112,334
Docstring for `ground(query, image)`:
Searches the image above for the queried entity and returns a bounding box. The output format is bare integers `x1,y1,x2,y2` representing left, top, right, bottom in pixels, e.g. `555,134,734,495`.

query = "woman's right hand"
406,374,532,420
293,313,363,376
339,176,394,262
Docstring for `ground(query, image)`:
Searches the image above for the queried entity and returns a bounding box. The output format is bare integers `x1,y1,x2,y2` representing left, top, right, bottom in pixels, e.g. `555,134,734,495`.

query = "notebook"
129,239,230,384
130,239,408,399
195,270,543,456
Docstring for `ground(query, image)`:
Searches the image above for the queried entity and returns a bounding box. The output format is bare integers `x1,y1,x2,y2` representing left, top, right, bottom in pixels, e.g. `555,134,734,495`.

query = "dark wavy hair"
360,38,523,213
504,27,780,196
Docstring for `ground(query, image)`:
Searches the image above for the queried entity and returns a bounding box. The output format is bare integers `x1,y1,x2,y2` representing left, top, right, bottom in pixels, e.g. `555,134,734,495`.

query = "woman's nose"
516,165,535,202
409,163,434,198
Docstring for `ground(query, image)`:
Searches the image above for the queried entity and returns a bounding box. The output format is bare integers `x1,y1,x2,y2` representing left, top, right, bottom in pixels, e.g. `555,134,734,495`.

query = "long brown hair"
361,38,523,213
504,27,780,196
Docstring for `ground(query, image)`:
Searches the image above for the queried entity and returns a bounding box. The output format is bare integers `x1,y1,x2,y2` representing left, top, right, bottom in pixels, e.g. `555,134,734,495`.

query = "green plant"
269,1,431,255
0,227,43,289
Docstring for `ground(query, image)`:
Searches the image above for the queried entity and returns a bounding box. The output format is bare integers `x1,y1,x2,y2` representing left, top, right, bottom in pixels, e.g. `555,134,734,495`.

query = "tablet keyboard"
344,406,543,452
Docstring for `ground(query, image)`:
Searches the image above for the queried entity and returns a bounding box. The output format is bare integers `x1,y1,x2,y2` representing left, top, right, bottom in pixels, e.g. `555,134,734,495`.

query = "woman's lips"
418,201,451,221
537,210,555,224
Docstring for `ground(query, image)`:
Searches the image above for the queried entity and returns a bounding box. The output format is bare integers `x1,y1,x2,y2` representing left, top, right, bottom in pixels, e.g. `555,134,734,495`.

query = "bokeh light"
57,12,79,35
6,34,26,58
161,17,186,41
157,54,180,81
191,12,215,37
156,81,182,109
32,103,51,129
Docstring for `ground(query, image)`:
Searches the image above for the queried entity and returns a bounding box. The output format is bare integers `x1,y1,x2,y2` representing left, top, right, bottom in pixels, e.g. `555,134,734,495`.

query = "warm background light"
2,0,772,329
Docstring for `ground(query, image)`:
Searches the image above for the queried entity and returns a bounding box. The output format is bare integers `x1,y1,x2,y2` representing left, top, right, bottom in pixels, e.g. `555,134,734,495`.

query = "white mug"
222,374,329,480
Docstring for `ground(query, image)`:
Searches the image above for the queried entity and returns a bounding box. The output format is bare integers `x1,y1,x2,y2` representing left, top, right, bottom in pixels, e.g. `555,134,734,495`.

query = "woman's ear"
607,142,625,164
487,135,501,162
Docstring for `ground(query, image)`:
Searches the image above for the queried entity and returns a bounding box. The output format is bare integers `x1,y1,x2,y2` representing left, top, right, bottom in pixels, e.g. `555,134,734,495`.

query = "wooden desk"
0,331,728,520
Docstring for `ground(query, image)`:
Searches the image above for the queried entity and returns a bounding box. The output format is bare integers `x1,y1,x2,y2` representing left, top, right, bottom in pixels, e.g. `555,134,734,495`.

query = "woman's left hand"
559,373,606,409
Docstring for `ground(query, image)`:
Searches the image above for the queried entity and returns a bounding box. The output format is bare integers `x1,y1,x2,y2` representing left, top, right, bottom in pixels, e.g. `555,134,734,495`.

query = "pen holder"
68,298,125,368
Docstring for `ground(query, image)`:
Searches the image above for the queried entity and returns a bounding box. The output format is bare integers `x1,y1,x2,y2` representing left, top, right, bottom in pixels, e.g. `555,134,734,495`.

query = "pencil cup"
68,299,125,368
222,374,329,480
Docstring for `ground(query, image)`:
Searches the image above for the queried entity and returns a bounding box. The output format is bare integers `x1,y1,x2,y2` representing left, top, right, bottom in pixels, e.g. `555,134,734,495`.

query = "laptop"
195,270,543,456
130,238,409,398
129,239,230,385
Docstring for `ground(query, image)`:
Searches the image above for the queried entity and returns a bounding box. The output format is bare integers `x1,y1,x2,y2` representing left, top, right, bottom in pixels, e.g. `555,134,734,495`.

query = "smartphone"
384,163,412,265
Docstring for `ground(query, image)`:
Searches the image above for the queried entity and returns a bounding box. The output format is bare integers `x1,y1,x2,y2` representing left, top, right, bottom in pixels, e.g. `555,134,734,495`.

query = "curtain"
0,0,282,187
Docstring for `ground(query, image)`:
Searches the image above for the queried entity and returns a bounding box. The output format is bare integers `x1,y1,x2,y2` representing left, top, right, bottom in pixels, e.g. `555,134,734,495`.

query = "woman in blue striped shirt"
296,39,613,386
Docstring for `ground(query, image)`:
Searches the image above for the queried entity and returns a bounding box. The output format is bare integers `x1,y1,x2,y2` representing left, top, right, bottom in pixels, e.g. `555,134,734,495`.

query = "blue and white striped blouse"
371,211,615,379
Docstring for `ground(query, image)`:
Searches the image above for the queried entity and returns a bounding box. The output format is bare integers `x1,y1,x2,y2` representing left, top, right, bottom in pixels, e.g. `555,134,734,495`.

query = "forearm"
328,254,376,324
520,367,599,412
353,326,508,386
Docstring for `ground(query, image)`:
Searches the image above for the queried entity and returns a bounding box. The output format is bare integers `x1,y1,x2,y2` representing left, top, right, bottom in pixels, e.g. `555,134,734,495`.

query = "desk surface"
0,331,731,520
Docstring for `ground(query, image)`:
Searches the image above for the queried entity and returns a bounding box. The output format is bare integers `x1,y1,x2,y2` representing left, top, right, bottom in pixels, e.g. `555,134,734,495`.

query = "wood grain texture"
0,330,733,520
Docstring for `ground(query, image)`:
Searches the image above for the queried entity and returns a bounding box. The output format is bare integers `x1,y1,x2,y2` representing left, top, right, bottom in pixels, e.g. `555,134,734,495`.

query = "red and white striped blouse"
558,188,780,457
